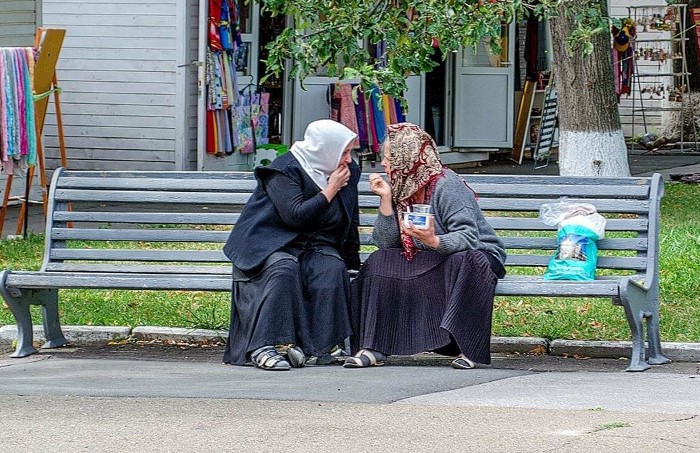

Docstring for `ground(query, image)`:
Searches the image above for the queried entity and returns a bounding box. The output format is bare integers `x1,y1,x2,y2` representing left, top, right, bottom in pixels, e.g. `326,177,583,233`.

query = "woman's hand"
401,215,440,249
369,173,394,216
369,173,391,198
322,165,351,202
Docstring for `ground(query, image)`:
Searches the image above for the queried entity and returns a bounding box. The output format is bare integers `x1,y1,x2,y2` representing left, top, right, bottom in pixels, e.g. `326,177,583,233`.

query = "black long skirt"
350,248,500,364
223,248,352,365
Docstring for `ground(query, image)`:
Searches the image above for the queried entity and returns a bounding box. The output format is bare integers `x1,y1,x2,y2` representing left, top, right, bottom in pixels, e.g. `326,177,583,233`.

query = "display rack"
627,4,699,152
532,84,558,169
511,75,558,165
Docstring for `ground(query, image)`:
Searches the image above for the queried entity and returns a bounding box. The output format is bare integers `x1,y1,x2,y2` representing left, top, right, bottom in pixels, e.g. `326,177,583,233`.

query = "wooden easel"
511,79,537,164
0,28,67,237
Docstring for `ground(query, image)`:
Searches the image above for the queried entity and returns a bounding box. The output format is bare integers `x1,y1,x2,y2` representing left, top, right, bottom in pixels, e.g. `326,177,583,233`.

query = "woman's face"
338,144,353,167
381,140,391,174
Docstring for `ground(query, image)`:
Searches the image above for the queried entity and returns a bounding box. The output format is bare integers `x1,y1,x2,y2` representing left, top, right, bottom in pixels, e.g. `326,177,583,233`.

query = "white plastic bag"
539,199,607,281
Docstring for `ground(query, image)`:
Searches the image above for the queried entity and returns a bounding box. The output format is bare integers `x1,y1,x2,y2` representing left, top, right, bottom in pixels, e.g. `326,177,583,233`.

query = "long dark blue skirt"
223,248,352,365
349,249,500,364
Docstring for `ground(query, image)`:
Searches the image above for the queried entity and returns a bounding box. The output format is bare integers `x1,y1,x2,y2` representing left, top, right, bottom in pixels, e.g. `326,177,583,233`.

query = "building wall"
185,0,199,170
41,0,190,171
0,0,39,47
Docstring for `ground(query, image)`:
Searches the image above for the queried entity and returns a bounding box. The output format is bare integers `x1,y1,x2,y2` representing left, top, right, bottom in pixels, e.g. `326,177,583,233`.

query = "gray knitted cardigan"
372,169,507,265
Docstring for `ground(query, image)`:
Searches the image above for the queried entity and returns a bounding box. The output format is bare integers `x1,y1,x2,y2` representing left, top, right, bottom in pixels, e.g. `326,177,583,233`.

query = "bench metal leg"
619,279,670,372
620,300,651,372
40,289,68,349
0,271,68,357
0,271,38,357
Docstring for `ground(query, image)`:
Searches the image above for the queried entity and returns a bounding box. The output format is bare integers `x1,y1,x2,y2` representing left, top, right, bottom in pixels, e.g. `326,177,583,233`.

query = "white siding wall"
0,1,39,195
41,0,184,170
185,0,199,170
0,0,39,47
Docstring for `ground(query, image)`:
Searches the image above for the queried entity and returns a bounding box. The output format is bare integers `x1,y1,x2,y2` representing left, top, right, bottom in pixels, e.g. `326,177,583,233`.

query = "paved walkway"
0,344,699,452
1,152,699,451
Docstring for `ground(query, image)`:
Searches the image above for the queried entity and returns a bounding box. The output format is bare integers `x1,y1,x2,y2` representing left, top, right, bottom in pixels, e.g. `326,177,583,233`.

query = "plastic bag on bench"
539,200,607,281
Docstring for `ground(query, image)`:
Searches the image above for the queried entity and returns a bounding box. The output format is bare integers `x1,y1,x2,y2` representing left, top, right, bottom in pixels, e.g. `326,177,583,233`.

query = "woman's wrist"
426,234,440,249
322,184,340,202
378,194,393,216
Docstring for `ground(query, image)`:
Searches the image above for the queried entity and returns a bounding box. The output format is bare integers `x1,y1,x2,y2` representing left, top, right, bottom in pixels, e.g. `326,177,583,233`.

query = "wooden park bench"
0,168,669,371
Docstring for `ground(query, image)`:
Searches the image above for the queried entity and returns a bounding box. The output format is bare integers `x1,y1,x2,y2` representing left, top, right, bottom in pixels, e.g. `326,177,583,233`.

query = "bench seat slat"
6,272,232,291
475,198,650,213
54,189,252,205
52,228,230,243
6,271,624,297
53,211,240,225
50,249,228,262
45,263,232,275
357,216,650,232
500,237,647,251
60,170,256,180
58,176,259,192
487,217,649,232
445,183,650,198
457,175,653,187
357,196,651,213
495,276,621,296
504,254,646,270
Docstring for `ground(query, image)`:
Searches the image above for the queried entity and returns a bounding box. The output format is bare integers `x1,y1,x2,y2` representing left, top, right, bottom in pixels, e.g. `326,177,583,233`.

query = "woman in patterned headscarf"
344,123,507,370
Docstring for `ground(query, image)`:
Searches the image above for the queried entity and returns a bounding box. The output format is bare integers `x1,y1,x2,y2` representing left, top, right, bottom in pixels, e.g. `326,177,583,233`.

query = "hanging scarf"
386,122,445,260
0,47,36,174
289,119,357,189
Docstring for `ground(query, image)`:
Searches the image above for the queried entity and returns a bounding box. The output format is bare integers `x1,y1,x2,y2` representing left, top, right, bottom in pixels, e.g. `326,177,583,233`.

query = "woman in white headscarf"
223,119,361,371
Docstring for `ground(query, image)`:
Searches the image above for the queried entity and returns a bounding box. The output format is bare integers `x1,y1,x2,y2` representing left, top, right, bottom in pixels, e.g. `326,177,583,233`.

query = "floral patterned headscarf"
385,122,445,260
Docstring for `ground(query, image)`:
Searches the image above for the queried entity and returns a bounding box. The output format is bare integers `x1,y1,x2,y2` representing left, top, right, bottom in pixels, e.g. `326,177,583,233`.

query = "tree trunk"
550,2,631,176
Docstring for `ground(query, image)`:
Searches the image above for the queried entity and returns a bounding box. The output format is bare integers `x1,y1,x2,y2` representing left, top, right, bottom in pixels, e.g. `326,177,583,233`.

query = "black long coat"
223,153,361,271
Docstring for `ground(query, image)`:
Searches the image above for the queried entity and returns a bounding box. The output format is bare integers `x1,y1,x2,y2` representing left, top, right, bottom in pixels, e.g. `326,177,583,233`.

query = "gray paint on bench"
0,168,669,372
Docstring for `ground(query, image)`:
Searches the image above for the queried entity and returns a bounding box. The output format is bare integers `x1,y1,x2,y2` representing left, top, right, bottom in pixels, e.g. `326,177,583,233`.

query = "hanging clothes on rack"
329,82,405,159
0,47,37,175
612,19,636,99
235,87,270,154
206,0,245,156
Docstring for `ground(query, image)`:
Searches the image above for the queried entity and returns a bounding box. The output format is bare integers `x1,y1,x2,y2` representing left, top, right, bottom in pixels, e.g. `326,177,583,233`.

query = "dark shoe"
451,355,476,370
251,346,290,371
306,353,336,366
343,349,386,368
286,346,306,368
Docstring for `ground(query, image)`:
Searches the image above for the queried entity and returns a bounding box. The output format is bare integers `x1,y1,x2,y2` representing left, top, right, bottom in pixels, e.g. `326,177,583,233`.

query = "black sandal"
286,346,306,368
251,346,290,371
451,355,476,370
343,349,386,368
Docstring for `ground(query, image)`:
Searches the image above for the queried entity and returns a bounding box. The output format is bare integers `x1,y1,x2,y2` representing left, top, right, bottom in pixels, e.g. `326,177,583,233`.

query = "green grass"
1,183,699,341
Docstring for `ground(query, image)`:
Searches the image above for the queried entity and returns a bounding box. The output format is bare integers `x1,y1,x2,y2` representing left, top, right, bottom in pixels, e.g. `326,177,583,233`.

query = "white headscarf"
289,119,357,189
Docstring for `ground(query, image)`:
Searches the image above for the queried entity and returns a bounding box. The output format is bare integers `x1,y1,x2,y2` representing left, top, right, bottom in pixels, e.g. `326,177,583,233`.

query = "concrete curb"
1,325,699,362
0,325,130,345
550,339,700,363
131,326,227,343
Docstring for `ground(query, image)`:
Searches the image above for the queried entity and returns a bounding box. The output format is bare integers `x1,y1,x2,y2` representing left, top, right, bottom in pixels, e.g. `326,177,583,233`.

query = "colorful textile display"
207,0,265,156
0,47,37,175
612,19,636,99
235,89,270,154
330,83,404,158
